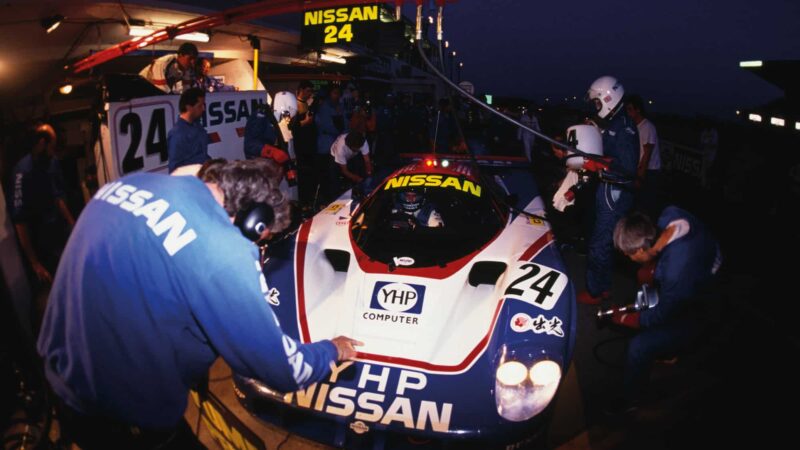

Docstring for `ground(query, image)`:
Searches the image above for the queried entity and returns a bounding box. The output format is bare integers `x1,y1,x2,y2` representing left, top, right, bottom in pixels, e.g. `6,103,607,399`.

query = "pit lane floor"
187,247,799,449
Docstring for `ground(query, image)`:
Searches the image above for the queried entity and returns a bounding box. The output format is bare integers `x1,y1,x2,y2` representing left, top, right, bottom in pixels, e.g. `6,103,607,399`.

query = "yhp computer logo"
370,282,425,314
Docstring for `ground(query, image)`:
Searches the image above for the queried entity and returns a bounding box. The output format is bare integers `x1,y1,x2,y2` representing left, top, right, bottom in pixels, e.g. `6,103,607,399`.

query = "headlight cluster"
495,359,561,422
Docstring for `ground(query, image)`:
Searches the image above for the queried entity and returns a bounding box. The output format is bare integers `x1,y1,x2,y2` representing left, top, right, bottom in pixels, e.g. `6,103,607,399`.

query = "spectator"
517,106,541,162
167,88,210,173
38,159,362,449
139,42,198,94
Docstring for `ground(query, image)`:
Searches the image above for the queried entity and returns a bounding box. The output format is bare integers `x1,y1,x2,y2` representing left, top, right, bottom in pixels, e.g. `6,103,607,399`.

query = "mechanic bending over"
37,159,362,449
608,206,721,412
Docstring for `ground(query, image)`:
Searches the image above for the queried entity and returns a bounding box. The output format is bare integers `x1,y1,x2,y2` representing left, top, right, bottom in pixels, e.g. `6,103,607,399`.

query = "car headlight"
495,359,562,422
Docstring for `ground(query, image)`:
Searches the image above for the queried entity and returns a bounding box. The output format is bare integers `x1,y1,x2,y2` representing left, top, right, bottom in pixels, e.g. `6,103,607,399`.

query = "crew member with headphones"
37,159,362,449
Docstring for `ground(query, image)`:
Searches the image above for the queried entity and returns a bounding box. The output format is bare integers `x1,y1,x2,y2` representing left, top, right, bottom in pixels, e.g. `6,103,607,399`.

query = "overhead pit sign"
301,4,381,47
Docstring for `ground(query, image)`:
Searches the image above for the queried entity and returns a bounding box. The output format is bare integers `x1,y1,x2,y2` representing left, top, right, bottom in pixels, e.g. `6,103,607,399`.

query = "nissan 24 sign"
108,91,267,176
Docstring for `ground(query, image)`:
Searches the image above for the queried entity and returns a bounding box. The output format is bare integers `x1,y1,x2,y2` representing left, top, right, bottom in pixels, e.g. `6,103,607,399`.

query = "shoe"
577,290,610,305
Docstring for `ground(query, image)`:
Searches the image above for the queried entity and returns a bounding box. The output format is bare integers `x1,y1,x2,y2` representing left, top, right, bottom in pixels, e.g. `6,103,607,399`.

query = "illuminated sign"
302,4,381,47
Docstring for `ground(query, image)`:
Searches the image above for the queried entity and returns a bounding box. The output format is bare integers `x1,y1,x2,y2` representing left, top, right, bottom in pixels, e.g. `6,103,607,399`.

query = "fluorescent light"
320,53,346,64
796,122,800,131
739,60,763,68
176,32,209,43
748,114,762,122
129,25,155,37
770,117,785,127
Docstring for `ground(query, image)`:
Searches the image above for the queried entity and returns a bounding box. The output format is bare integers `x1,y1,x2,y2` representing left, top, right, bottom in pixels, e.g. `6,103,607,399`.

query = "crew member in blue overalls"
609,207,722,411
314,85,346,202
577,76,640,305
167,87,210,173
11,124,75,286
37,159,362,449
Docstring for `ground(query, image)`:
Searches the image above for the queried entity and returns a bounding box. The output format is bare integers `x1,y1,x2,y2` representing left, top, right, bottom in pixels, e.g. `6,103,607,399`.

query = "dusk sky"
131,0,799,118
438,0,798,117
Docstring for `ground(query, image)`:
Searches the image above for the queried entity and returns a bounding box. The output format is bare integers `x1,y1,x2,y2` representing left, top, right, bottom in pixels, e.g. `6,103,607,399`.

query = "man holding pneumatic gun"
598,206,722,412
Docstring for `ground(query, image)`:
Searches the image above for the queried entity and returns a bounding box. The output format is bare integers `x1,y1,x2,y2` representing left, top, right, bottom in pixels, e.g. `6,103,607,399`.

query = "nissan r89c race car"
233,155,577,449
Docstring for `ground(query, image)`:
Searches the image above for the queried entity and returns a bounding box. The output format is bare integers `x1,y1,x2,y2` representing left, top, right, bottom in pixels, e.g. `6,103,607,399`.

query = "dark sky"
438,0,799,117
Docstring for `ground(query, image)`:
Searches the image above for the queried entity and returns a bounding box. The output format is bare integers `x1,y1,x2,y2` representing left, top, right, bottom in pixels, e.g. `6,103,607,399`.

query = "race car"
233,155,576,449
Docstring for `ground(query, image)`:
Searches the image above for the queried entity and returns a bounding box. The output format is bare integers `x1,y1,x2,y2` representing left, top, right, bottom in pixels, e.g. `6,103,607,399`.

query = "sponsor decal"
267,287,280,306
510,313,564,337
370,282,424,313
527,216,544,226
284,362,453,433
190,390,266,450
603,95,612,103
392,256,415,267
504,262,567,311
363,282,425,326
324,203,345,214
383,174,482,197
350,420,369,434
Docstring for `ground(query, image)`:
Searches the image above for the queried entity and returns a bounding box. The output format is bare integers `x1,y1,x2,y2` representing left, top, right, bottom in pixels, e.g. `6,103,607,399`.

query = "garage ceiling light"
770,117,785,127
748,114,762,122
41,14,64,33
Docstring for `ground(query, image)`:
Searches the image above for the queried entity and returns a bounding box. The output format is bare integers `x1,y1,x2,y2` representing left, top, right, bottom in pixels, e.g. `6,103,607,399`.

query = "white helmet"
272,91,297,122
586,76,624,119
565,124,603,170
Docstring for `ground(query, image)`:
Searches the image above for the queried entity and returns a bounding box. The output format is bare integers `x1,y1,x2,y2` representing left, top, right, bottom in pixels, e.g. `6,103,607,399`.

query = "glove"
582,157,611,173
612,311,640,329
553,170,579,212
637,261,657,286
260,144,290,165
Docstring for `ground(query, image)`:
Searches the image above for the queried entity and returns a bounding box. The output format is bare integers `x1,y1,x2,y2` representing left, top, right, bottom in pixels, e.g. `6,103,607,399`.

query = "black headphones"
234,202,275,242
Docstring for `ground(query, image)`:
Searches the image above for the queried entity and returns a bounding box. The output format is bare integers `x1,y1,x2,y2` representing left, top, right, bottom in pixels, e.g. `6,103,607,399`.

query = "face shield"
398,190,424,212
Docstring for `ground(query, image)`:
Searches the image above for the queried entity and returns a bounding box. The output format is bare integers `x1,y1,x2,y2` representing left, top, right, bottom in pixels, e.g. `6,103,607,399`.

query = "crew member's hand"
331,336,364,361
582,157,611,173
32,262,52,284
611,311,640,329
261,145,290,164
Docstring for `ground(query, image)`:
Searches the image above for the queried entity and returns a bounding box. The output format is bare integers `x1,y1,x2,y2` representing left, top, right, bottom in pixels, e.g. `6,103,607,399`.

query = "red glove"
261,144,290,165
612,311,640,329
582,157,611,173
637,261,657,286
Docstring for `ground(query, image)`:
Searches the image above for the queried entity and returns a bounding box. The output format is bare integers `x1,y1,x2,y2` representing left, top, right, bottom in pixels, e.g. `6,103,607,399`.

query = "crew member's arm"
56,199,75,228
12,170,52,283
637,143,654,182
185,246,361,392
338,163,364,183
14,224,51,283
360,141,372,177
